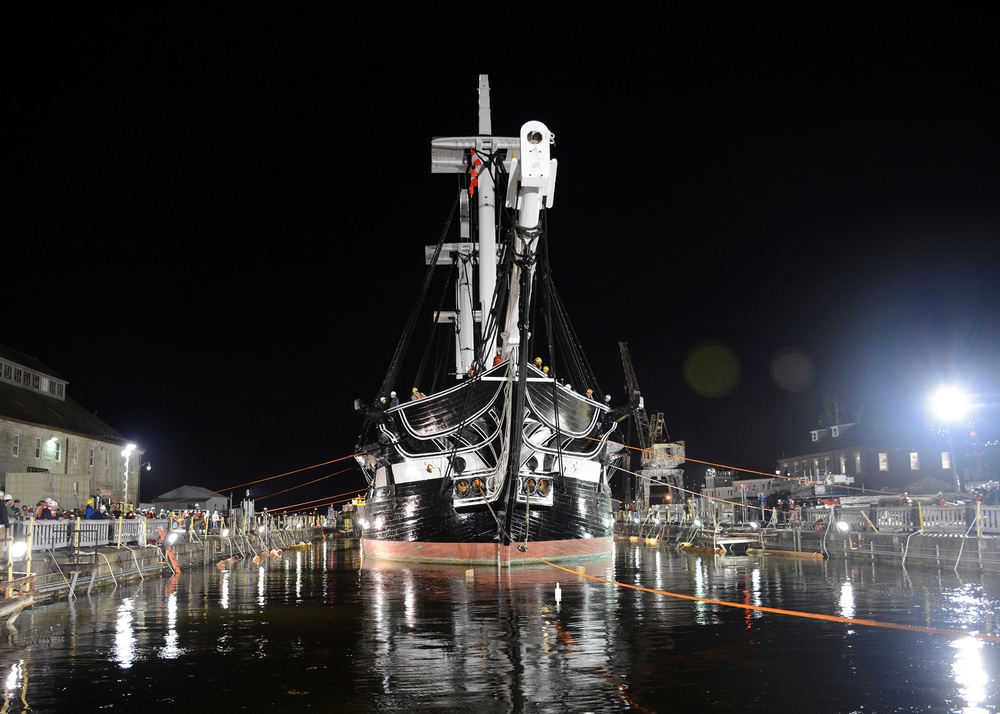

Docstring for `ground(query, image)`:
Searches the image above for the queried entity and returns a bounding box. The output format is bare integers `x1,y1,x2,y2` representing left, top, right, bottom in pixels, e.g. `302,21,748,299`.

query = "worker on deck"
411,387,425,401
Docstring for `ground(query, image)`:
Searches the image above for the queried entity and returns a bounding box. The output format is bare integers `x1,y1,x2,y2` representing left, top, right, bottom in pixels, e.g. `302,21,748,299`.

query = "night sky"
7,6,999,509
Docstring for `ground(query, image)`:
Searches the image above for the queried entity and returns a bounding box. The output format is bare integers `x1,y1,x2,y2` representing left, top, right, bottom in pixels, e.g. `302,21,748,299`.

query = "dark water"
3,539,1000,713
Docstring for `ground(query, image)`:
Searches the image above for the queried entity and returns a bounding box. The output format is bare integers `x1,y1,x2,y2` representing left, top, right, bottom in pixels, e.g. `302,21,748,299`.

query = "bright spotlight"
836,521,851,533
931,386,970,422
10,541,27,559
166,532,179,545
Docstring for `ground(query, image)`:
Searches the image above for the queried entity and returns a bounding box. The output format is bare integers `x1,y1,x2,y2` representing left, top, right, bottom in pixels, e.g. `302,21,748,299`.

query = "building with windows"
0,345,144,513
776,420,954,496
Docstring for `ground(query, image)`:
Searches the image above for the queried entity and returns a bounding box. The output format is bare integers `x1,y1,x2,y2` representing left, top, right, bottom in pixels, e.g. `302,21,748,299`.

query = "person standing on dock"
0,492,9,558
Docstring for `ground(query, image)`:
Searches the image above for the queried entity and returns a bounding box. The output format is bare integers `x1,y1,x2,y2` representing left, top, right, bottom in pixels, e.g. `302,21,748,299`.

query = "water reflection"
0,540,998,712
952,636,989,713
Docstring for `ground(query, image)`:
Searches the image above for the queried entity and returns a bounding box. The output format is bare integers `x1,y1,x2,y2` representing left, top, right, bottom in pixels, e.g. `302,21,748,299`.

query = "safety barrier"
619,502,1000,536
5,518,169,551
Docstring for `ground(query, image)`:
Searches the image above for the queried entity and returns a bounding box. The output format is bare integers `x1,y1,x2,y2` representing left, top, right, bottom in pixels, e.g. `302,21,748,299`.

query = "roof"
0,348,124,442
781,419,948,459
154,485,225,501
0,344,65,381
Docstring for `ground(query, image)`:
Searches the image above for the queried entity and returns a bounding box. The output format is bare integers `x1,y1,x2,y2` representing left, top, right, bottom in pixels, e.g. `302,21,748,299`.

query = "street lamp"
122,443,136,506
931,386,970,494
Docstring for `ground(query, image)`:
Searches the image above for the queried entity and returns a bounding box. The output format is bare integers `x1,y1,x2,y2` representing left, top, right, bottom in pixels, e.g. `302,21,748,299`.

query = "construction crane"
620,342,651,454
619,342,685,507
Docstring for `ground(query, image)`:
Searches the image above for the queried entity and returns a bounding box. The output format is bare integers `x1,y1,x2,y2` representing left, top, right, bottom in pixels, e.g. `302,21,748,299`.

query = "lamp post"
931,386,969,494
122,443,136,506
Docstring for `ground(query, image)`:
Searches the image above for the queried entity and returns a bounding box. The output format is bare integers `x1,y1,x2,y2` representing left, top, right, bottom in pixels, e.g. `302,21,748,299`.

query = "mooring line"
529,555,1000,644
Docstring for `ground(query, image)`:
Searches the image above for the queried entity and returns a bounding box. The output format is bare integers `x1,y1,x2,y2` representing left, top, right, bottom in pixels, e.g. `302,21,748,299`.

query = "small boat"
353,75,639,566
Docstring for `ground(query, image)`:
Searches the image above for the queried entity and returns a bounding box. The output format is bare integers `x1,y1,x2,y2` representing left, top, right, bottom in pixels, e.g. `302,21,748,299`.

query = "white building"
0,345,145,513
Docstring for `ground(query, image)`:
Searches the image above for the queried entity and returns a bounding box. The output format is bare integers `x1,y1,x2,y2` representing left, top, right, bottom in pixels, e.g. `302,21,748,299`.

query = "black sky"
6,6,999,507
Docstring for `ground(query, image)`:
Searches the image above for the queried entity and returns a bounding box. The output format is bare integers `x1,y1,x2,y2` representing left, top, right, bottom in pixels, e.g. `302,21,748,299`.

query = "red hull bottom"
361,536,613,567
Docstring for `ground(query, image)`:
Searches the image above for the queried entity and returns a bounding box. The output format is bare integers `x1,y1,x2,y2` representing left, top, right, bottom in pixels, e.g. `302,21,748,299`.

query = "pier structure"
0,514,354,622
615,500,1000,572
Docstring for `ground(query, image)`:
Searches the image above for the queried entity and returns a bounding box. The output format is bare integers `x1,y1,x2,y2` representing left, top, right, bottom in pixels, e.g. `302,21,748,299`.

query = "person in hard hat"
0,491,9,537
604,394,612,405
85,498,97,519
4,494,18,520
410,387,425,401
388,390,399,408
586,388,595,400
534,357,543,369
493,348,502,366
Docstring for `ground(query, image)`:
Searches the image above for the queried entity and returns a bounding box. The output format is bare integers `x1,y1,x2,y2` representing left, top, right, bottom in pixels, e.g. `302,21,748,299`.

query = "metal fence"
4,518,168,551
620,501,1000,536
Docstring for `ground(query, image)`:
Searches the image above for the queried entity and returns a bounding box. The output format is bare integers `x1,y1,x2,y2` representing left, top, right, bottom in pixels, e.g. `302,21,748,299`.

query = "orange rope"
530,554,1000,644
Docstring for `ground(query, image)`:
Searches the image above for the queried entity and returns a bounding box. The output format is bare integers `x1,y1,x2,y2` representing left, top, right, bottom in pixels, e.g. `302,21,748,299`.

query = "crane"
619,342,685,508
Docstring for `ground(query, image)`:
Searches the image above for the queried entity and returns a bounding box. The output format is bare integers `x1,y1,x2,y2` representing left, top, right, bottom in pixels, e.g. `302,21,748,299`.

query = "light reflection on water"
1,540,999,712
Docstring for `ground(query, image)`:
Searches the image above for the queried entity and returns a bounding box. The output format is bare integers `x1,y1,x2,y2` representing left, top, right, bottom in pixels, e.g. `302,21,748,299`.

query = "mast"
501,120,558,545
501,122,557,364
430,75,520,376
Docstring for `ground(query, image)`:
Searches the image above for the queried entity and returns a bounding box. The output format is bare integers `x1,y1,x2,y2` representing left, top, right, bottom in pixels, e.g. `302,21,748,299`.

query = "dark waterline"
2,540,999,713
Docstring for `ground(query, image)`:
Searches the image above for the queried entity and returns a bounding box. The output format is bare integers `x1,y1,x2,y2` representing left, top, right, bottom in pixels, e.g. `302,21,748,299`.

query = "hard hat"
534,356,542,362
587,388,593,394
412,387,418,393
3,495,11,501
390,391,397,396
87,498,94,505
605,394,611,400
99,505,107,511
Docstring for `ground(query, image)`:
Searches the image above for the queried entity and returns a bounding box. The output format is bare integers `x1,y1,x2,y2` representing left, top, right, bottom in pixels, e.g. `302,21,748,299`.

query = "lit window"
910,452,920,470
855,452,861,472
879,453,889,471
12,433,19,457
942,451,952,470
89,448,95,467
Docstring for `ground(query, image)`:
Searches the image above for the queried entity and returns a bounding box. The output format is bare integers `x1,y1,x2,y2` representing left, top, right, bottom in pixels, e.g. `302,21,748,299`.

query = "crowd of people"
0,491,226,523
973,482,1000,505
